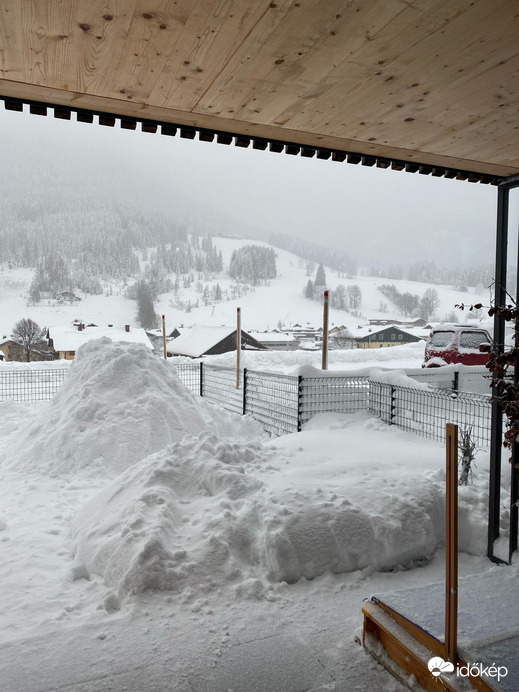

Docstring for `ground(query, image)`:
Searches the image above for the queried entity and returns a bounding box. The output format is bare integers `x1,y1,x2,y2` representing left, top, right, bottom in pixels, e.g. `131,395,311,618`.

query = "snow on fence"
407,365,492,396
0,368,69,402
369,381,492,447
0,362,493,444
299,374,369,427
175,363,369,436
174,363,492,443
245,370,299,436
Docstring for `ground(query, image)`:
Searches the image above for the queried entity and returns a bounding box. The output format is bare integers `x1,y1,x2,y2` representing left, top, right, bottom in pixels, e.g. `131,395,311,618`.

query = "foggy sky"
1,106,515,269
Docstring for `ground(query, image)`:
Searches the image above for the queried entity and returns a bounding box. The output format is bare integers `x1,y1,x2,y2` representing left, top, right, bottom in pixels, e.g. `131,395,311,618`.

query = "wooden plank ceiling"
1,0,518,182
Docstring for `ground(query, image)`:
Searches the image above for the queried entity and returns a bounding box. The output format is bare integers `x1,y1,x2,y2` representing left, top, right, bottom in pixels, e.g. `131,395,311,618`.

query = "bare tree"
459,426,477,485
346,285,362,309
418,288,440,320
12,318,52,362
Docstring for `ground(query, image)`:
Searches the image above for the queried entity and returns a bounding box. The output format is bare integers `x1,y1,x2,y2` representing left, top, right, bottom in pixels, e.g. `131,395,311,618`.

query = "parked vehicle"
423,325,492,367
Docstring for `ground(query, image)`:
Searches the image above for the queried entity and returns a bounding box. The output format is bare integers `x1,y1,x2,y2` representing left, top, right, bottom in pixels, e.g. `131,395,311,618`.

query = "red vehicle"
423,325,492,368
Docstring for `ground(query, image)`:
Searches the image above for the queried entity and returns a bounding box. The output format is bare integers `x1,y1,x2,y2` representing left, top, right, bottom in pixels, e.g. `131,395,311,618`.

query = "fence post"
243,368,248,415
297,375,303,432
199,361,204,397
453,370,459,397
390,385,396,425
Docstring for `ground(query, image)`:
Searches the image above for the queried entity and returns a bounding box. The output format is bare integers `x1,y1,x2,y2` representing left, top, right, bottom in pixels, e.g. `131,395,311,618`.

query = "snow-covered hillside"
0,235,491,340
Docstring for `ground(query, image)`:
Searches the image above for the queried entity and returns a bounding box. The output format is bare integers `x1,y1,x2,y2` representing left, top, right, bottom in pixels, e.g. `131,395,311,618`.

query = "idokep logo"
427,657,454,677
427,656,508,683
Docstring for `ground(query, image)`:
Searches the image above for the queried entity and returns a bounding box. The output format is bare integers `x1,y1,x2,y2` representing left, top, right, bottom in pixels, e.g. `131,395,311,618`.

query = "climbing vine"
457,297,519,454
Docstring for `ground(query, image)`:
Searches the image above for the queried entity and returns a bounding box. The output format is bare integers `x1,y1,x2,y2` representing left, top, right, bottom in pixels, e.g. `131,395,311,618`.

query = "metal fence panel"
369,380,492,446
245,370,299,436
407,369,456,390
0,369,69,402
458,371,493,396
202,365,244,415
174,363,201,395
299,376,369,426
0,364,496,446
369,381,394,425
408,366,492,395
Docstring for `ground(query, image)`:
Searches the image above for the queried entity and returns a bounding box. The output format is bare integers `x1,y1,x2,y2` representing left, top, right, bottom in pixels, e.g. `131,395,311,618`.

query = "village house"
255,332,298,351
349,324,427,349
48,323,154,360
0,337,54,362
55,291,81,304
0,338,25,362
167,326,268,358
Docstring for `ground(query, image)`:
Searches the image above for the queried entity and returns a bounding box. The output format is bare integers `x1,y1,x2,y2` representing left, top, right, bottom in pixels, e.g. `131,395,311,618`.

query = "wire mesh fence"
1,362,495,444
0,369,69,402
245,370,300,436
408,366,493,396
369,380,492,446
299,375,369,426
202,365,244,416
174,362,201,395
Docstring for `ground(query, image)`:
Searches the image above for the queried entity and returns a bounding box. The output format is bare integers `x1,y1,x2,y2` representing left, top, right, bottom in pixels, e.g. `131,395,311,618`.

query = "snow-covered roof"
350,324,428,340
49,325,154,351
257,332,297,343
168,326,237,358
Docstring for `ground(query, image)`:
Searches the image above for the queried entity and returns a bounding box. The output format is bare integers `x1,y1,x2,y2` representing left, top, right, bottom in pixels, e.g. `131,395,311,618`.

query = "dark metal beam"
488,184,508,563
0,95,506,185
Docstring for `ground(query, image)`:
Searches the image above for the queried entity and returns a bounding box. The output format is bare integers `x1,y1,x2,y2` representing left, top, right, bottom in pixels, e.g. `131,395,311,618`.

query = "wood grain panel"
148,1,272,110
0,0,518,176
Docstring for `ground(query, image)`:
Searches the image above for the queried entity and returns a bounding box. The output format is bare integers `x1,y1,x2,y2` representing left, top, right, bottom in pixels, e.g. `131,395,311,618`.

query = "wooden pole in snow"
322,290,329,370
236,307,241,389
445,423,458,664
162,314,167,360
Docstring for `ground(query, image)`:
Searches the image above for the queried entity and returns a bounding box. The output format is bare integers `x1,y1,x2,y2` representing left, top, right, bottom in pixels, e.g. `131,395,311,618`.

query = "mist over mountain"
1,107,508,274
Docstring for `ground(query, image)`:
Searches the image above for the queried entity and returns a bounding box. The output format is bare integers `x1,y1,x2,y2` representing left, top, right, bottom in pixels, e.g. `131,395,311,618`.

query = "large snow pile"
1,339,264,476
69,412,488,604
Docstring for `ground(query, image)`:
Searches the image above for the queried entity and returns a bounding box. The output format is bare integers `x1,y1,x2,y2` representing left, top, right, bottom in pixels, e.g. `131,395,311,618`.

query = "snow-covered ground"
0,340,508,691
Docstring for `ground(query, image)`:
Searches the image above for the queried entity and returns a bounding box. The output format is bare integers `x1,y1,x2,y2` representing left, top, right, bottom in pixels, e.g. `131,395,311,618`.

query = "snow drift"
70,415,460,603
1,339,264,476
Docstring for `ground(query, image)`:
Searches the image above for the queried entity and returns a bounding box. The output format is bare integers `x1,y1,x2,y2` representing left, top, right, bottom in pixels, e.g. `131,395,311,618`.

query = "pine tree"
305,279,315,299
136,281,158,329
314,263,326,286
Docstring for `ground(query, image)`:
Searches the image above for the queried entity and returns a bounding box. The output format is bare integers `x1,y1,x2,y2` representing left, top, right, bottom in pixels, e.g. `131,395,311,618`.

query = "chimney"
108,324,113,328
125,325,130,332
78,324,83,331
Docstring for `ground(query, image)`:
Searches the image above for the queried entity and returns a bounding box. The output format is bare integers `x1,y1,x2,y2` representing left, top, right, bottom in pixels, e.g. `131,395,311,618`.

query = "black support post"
488,184,508,562
199,361,204,398
488,173,519,564
242,368,248,415
297,375,303,432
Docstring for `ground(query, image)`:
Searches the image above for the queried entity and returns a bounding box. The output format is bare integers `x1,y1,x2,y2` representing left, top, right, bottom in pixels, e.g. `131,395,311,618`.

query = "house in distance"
48,323,154,360
350,324,427,349
168,326,268,358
